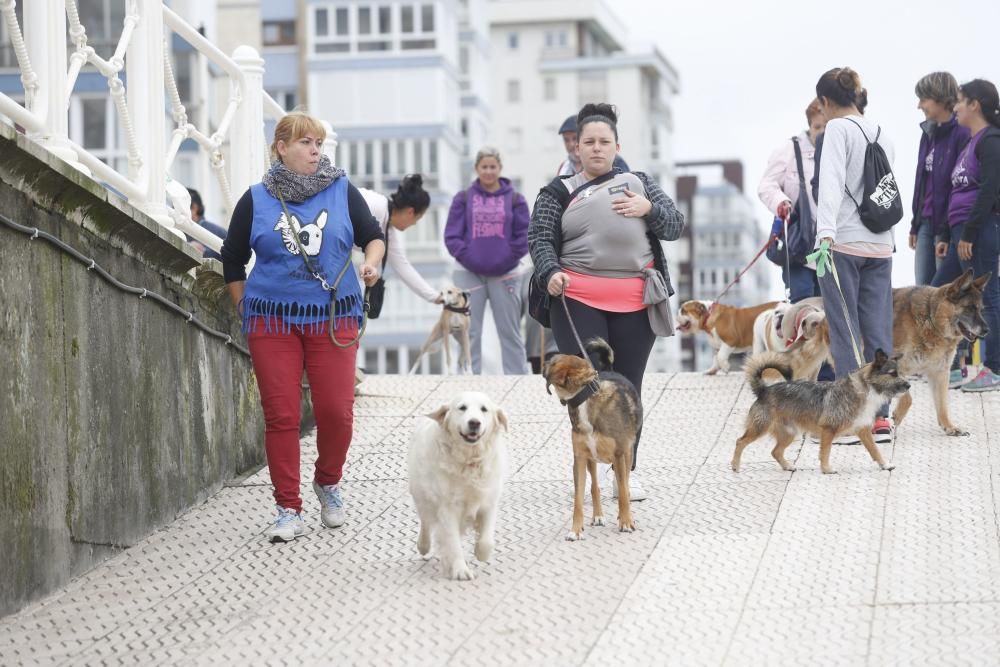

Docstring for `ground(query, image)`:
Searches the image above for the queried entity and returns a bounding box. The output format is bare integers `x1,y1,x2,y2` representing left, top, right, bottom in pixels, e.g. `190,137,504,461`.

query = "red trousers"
247,318,358,512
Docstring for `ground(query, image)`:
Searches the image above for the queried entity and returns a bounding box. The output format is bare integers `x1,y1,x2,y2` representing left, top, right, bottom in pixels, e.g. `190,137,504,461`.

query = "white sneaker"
267,506,305,542
313,481,346,528
598,463,647,502
831,434,861,445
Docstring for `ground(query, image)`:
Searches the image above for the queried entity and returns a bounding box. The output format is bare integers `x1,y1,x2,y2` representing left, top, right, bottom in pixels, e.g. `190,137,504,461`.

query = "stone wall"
0,125,305,616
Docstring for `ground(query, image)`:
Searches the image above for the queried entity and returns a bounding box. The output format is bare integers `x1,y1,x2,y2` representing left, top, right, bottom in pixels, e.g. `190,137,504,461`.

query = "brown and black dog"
733,349,910,474
543,338,642,541
676,300,781,374
891,269,991,436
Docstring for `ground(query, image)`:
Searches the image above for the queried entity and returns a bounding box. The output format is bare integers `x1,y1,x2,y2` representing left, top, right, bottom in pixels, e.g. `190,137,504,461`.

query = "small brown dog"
676,299,781,374
543,338,642,540
409,287,472,374
733,349,910,475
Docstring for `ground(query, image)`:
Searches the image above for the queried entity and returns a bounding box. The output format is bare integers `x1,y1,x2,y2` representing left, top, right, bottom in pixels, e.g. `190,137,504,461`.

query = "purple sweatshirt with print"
444,177,529,276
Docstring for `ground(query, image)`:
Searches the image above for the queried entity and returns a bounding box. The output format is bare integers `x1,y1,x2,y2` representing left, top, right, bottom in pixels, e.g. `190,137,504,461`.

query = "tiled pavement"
3,373,1000,666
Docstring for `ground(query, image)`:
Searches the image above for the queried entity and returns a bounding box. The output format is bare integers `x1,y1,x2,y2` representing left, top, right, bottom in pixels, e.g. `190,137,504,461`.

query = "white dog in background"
408,391,509,581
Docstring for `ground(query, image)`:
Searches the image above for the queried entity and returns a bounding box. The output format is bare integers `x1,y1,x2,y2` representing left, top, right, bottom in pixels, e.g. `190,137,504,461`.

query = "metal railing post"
231,45,265,201
25,0,86,172
127,0,168,225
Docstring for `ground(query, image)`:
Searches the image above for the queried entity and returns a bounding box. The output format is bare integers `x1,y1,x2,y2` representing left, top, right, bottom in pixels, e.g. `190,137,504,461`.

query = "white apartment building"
486,0,682,371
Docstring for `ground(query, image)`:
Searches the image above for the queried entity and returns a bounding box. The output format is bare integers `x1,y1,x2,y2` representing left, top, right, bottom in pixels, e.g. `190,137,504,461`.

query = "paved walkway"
4,373,1000,666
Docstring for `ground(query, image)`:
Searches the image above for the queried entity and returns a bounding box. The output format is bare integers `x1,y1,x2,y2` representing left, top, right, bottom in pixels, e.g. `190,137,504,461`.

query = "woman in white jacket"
758,99,826,302
359,174,443,304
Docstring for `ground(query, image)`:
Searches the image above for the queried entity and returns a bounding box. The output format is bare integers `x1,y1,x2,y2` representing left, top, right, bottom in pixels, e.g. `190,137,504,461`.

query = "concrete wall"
0,125,306,617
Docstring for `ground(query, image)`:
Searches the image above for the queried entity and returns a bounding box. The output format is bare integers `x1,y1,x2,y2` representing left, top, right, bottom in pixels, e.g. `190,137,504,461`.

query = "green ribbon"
806,239,833,277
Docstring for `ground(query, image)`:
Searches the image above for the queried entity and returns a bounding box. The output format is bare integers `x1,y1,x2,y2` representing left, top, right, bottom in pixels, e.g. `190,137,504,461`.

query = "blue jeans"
913,218,941,286
781,263,821,303
932,217,1000,370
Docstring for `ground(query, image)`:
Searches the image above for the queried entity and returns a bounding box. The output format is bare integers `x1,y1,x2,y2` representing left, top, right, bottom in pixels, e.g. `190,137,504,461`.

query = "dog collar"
561,379,601,408
700,303,715,331
444,304,471,315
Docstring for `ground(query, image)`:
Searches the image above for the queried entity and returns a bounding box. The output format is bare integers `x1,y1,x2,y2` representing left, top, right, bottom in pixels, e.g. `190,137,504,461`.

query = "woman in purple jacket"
932,79,1000,392
910,72,971,285
445,146,531,374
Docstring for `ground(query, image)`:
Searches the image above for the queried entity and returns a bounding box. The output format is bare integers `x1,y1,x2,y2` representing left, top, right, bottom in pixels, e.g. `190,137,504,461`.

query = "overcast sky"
617,0,1000,293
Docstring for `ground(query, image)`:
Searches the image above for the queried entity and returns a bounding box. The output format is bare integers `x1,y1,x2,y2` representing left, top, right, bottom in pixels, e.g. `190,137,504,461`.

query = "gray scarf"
262,154,345,203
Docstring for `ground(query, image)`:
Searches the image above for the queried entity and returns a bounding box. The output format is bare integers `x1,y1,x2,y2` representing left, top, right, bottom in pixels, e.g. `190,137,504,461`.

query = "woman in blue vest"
220,112,385,542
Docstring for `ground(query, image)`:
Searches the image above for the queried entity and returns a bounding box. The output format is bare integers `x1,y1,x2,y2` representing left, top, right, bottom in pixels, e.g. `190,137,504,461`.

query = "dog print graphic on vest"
274,209,328,256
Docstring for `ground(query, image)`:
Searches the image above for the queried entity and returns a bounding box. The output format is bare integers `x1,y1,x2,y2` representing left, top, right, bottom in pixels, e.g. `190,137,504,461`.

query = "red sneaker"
873,417,893,443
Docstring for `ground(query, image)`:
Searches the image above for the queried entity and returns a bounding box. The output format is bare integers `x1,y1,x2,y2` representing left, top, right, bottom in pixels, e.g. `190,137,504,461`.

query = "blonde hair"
805,98,823,123
474,146,502,168
915,71,959,110
270,111,326,162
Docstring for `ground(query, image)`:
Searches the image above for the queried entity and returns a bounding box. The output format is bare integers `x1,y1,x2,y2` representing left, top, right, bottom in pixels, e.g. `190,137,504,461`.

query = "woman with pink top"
758,99,826,302
528,103,685,500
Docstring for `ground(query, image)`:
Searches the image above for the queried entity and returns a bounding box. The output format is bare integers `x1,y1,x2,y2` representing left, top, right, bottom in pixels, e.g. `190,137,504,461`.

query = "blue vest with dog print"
243,178,363,332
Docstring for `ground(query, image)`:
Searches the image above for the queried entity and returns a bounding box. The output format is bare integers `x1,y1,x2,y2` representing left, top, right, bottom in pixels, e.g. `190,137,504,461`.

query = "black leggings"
549,297,656,469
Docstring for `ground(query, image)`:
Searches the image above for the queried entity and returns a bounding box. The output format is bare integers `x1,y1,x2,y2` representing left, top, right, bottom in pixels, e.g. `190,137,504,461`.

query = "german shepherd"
891,269,991,436
543,338,642,540
732,349,910,475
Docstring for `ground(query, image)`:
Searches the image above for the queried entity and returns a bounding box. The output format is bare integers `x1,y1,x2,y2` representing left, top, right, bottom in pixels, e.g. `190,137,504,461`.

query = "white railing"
0,0,337,256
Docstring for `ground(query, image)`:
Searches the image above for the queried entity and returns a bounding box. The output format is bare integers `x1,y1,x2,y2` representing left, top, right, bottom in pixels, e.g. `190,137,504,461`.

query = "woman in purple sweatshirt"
910,72,971,285
931,79,1000,392
444,146,531,374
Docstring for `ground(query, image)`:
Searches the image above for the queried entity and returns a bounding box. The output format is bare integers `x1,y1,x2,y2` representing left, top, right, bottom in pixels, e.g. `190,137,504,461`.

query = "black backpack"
843,118,903,233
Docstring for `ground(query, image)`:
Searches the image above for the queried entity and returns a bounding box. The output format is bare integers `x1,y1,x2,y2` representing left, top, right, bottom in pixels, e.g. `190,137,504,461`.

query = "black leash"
558,293,600,406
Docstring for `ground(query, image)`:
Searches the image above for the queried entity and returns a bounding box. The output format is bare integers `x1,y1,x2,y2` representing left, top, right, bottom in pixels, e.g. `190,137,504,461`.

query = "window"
335,7,349,35
459,46,469,76
313,3,435,55
543,77,557,101
508,128,523,152
315,8,329,36
262,20,296,46
358,7,372,34
507,32,519,49
381,141,391,175
267,89,297,111
507,80,520,103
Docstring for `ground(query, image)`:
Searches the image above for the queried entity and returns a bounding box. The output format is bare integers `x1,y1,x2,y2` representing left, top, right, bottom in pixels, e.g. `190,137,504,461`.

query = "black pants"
549,298,655,469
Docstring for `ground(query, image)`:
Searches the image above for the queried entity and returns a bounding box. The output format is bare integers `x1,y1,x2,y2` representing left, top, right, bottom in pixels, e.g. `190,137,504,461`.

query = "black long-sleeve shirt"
220,181,384,283
958,130,1000,244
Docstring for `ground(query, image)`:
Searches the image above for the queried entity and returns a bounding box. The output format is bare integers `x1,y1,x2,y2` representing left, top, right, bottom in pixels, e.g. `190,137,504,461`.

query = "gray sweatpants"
453,268,529,375
818,251,893,415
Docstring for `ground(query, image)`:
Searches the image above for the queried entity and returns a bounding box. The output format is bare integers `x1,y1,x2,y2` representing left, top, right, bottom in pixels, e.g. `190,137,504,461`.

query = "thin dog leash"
703,232,779,323
559,293,591,362
822,248,866,369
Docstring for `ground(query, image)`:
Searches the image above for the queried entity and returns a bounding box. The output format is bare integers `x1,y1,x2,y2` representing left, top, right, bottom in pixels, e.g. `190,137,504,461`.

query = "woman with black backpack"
813,67,900,444
528,103,685,501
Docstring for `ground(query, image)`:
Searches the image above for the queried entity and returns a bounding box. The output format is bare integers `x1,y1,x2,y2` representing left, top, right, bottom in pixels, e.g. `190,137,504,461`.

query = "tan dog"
781,312,833,380
409,287,472,374
891,269,991,436
543,339,641,541
676,300,781,374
